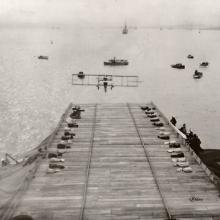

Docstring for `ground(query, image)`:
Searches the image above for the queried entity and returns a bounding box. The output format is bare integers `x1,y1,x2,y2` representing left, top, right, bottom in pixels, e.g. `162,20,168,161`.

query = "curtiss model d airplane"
72,72,140,92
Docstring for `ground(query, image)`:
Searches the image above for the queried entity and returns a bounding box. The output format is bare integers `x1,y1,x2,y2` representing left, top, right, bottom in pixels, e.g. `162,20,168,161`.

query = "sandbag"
171,152,184,158
49,163,65,169
172,157,186,162
50,158,64,162
46,168,61,174
169,143,181,148
68,123,78,128
173,161,189,167
153,122,164,127
57,144,66,149
141,106,151,111
11,215,33,220
145,111,155,115
150,118,160,122
167,148,182,153
64,131,75,136
183,166,193,173
48,153,58,158
61,136,69,140
158,135,170,140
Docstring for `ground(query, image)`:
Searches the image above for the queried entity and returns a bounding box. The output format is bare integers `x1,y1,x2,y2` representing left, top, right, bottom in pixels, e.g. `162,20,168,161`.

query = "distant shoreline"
1,22,220,31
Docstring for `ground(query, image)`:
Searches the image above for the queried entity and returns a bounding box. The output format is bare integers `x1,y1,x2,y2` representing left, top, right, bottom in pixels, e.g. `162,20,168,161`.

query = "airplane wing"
72,74,139,87
108,75,139,87
72,73,99,86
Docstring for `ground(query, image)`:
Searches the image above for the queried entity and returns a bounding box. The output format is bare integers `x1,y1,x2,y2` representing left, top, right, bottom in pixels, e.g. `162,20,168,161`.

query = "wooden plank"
10,103,220,220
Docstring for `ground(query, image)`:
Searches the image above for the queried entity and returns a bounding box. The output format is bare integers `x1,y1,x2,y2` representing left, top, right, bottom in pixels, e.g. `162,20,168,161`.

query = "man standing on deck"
170,116,177,126
179,123,187,135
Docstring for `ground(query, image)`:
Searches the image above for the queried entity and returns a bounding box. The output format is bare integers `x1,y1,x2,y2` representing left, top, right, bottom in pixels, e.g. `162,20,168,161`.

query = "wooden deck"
10,103,220,220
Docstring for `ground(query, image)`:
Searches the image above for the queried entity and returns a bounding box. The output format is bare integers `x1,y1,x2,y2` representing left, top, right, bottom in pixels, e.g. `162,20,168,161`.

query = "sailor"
193,134,202,153
103,81,108,92
189,134,203,154
186,129,194,144
179,123,187,135
170,116,177,126
1,158,7,167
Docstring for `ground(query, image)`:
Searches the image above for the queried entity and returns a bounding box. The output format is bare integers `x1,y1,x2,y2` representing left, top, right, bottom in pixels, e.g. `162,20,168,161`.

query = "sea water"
0,26,220,158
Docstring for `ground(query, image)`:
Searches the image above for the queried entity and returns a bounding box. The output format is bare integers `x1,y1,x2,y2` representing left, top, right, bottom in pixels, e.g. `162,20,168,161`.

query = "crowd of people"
170,116,203,155
186,130,203,154
170,116,220,178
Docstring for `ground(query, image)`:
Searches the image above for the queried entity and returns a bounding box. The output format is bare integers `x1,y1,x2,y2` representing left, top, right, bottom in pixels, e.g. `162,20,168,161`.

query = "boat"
193,70,203,79
200,62,209,67
104,57,129,66
187,54,194,59
38,55,48,60
122,23,128,34
1,102,220,220
171,63,185,69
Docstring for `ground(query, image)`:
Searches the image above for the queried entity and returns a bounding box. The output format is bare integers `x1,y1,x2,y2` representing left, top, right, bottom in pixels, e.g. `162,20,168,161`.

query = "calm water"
0,27,220,158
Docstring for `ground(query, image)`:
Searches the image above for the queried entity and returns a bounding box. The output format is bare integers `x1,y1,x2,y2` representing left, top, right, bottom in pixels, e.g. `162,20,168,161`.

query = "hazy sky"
1,0,220,27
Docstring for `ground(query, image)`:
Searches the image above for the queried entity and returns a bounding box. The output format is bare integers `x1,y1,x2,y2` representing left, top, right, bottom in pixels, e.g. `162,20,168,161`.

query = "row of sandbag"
140,105,192,173
47,106,84,174
166,141,192,173
142,105,169,139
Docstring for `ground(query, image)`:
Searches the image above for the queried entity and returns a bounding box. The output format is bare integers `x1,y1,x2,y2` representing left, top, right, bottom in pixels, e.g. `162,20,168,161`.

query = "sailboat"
122,23,128,34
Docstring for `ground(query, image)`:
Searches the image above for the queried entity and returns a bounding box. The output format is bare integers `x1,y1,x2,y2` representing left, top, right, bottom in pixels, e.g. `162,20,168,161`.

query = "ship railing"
150,102,187,144
1,103,73,168
151,101,220,190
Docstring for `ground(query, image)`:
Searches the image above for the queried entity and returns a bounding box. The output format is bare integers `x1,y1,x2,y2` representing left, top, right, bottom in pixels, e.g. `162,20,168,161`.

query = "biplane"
72,72,140,92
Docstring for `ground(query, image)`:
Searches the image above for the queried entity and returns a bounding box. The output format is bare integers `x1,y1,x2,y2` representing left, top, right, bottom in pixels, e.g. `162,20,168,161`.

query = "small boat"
193,70,203,79
122,24,128,34
104,57,129,66
38,55,48,60
171,63,185,69
77,71,85,79
187,54,194,59
200,62,209,67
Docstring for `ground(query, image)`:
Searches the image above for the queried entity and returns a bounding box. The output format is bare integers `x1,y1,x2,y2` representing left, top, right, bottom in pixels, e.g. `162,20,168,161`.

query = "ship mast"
122,22,128,34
